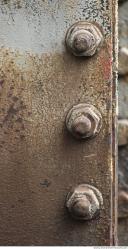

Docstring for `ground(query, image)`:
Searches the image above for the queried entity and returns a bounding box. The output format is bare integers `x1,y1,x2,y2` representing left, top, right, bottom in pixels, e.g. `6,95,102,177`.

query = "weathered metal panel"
0,0,117,246
118,1,128,244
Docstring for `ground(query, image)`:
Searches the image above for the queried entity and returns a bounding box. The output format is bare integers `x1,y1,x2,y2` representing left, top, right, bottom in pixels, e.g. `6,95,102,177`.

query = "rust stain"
99,48,112,81
0,40,116,245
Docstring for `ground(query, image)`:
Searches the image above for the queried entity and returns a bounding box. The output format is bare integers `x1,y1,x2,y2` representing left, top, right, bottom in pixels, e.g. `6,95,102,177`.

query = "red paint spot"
100,52,112,81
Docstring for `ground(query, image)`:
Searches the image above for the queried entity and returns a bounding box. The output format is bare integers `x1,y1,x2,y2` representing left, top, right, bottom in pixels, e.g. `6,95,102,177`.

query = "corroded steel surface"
0,0,117,246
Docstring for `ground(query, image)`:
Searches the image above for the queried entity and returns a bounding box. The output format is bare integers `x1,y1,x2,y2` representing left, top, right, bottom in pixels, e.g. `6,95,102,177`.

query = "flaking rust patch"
0,36,115,244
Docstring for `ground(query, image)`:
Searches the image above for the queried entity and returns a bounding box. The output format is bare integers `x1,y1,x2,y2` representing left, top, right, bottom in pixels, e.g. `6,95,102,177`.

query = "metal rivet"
66,103,102,139
65,21,104,57
66,184,103,221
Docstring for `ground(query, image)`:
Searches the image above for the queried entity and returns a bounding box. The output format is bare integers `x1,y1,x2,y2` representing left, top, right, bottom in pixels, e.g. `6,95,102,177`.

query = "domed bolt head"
65,21,104,57
71,196,90,218
66,103,102,139
66,184,103,221
72,115,92,137
73,31,95,53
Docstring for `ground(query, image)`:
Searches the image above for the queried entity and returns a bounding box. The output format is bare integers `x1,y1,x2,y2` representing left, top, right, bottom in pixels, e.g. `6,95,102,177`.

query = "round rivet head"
66,184,103,220
66,103,102,139
65,21,104,56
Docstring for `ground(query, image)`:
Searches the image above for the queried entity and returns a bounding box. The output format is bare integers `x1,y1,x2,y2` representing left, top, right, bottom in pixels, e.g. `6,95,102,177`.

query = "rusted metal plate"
0,0,117,246
118,1,128,244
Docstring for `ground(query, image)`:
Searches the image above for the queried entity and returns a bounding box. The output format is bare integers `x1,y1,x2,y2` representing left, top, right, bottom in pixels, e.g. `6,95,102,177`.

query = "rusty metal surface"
118,144,128,245
118,0,128,244
0,0,117,246
118,145,128,218
118,218,128,246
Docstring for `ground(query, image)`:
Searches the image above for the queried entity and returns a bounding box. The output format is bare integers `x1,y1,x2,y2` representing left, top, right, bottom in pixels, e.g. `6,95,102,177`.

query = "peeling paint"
0,0,111,54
